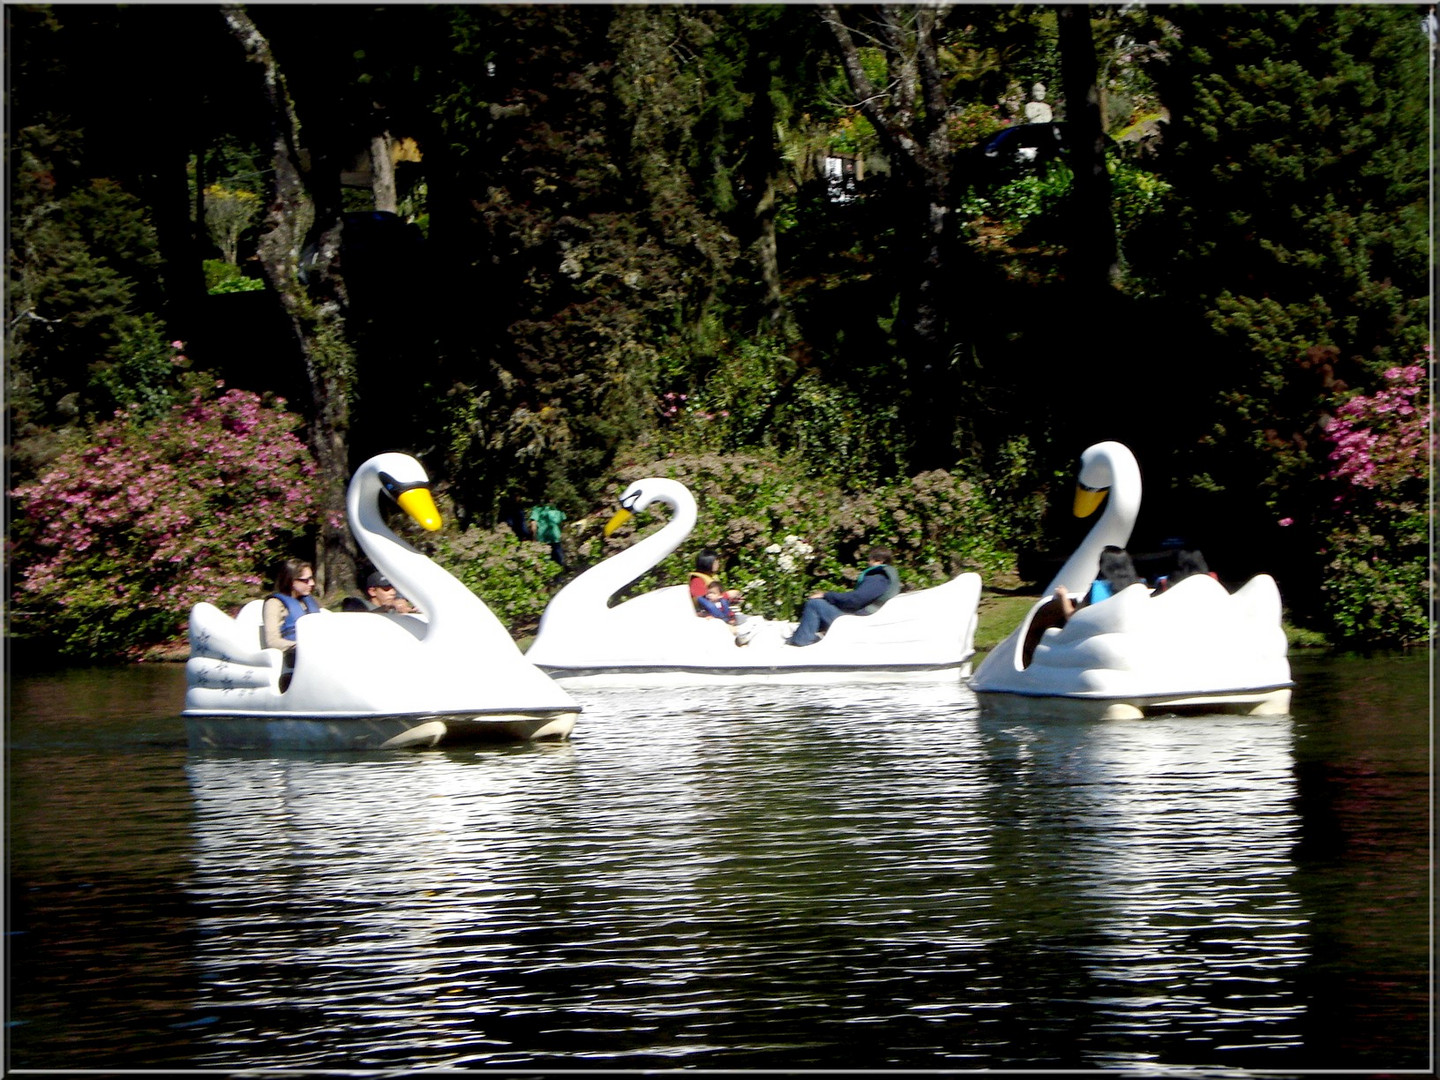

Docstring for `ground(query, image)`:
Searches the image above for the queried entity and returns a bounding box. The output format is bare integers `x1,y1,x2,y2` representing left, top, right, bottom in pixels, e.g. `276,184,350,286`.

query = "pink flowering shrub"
1320,359,1433,646
8,388,320,660
1326,364,1429,492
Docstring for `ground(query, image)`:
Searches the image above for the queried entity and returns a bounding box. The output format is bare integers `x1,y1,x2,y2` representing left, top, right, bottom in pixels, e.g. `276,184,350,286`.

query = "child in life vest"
697,580,738,624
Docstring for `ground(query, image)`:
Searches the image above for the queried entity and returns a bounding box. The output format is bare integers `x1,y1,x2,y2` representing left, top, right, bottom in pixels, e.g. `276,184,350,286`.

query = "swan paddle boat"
969,441,1293,720
184,453,581,749
524,477,982,686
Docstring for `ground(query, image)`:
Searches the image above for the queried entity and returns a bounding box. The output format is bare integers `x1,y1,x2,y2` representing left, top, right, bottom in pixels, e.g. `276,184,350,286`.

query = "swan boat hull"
970,575,1294,721
183,601,579,749
184,710,577,751
528,574,983,688
972,686,1293,722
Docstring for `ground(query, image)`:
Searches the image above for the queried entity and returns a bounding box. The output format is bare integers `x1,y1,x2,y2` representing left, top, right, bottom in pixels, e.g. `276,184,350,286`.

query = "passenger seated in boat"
1057,546,1144,618
697,580,738,624
1152,548,1218,594
787,546,901,647
1022,546,1143,667
342,570,417,614
690,550,744,612
692,550,769,645
262,559,320,686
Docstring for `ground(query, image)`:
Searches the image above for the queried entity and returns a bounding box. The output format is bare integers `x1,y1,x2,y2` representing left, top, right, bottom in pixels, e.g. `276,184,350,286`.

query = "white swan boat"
970,441,1293,719
183,453,580,749
524,477,982,686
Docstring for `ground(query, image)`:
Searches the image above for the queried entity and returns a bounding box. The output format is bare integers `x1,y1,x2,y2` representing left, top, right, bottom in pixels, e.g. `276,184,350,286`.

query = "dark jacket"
824,563,901,615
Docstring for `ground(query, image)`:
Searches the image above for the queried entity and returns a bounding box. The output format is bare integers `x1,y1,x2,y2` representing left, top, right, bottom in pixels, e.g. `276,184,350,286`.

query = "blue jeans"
790,597,844,646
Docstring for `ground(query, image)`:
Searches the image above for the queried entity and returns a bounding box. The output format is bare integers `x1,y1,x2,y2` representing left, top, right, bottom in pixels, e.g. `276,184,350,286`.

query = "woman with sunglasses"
262,557,321,654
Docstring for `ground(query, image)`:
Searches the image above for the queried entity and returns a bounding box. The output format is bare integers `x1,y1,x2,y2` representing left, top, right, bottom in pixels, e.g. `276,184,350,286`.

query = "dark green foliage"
1137,6,1429,490
5,3,1430,656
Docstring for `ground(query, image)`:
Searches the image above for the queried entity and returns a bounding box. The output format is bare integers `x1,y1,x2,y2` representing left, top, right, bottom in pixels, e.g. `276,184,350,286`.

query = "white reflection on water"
181,682,1309,1070
978,712,1305,1063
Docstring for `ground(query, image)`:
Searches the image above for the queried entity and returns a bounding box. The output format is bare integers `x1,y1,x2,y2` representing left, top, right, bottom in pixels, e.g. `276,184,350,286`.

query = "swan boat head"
528,477,699,656
1044,440,1142,597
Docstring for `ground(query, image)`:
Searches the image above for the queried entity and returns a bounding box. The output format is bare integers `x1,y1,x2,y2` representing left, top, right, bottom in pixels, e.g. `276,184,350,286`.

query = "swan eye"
620,491,641,511
378,470,427,500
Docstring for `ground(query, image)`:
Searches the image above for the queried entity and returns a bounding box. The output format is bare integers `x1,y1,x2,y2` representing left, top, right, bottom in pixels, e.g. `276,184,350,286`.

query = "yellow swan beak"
1073,485,1108,519
398,487,443,532
603,507,633,537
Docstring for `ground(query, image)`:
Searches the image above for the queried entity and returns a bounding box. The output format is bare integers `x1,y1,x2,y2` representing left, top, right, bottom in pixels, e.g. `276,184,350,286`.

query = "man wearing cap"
342,571,417,614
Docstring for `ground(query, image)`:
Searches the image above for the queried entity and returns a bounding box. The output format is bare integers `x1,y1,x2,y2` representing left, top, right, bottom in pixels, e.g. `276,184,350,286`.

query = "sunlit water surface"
6,651,1431,1071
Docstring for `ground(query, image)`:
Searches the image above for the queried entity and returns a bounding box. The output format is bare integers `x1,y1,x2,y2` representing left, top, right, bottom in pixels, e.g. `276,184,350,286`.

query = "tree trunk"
221,3,360,601
1057,5,1120,295
145,141,210,345
820,4,960,470
752,175,792,338
369,131,398,213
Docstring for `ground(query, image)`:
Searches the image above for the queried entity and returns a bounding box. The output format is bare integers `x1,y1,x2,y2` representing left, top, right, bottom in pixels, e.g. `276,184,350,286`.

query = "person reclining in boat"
786,546,901,647
1021,546,1144,666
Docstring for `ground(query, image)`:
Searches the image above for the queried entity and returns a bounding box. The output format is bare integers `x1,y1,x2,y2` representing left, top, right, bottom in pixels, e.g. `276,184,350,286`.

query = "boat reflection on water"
974,710,1307,1062
176,679,1319,1070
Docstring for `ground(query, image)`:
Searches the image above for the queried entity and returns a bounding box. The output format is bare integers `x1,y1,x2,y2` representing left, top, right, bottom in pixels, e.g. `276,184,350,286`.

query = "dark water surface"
5,652,1431,1072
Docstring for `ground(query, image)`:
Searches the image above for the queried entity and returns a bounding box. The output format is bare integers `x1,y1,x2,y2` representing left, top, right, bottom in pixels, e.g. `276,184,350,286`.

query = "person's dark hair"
1096,546,1143,592
867,546,894,564
1169,548,1211,586
695,550,720,574
274,557,313,596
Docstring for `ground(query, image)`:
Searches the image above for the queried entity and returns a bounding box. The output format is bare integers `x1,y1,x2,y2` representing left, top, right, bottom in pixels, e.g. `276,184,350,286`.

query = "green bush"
427,520,570,638
648,336,907,482
1320,515,1430,647
87,316,188,420
204,259,265,294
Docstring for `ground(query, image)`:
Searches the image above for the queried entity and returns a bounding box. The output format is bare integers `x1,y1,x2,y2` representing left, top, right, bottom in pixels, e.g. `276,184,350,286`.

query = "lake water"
5,651,1431,1072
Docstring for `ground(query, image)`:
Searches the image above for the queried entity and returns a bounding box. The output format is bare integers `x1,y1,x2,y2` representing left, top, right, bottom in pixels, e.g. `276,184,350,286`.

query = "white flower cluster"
764,534,814,574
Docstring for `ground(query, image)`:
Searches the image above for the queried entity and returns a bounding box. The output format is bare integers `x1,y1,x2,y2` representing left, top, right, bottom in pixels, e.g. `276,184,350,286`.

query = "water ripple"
8,659,1431,1071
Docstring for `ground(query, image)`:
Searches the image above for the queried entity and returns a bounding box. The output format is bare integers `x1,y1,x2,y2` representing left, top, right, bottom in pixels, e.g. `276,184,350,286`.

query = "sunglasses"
296,576,315,583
